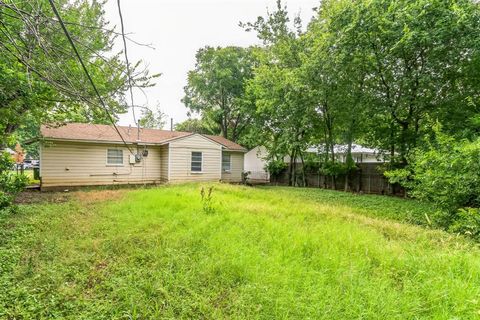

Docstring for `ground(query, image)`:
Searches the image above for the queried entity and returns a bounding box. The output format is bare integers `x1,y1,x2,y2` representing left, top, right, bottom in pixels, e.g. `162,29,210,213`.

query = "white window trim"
222,153,231,172
191,151,203,173
106,148,124,166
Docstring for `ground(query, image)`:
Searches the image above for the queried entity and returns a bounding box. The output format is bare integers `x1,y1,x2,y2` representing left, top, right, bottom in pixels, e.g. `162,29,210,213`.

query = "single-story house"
332,144,386,163
38,123,246,189
244,146,270,182
244,143,386,180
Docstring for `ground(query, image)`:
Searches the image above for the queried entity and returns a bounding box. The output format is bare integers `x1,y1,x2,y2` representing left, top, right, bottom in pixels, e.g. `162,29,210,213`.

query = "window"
222,153,231,172
107,149,123,165
191,151,202,172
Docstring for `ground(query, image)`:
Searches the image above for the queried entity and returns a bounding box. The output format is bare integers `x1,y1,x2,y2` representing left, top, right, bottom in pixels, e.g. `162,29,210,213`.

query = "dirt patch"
73,189,127,204
15,190,72,204
15,188,128,205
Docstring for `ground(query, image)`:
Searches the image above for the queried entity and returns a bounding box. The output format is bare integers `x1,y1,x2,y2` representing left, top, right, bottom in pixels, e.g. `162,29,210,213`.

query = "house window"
191,151,202,172
107,149,123,165
222,153,231,172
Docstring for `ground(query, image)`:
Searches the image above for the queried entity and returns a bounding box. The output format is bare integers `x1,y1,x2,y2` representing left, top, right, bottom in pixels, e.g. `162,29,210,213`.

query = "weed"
200,186,215,214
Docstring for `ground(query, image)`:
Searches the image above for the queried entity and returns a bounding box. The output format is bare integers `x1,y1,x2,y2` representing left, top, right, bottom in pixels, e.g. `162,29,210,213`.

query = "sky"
103,0,320,128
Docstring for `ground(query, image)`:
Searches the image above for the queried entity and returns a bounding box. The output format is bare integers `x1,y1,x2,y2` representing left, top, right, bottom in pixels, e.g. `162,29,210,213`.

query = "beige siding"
160,144,169,182
168,134,222,182
40,141,161,187
221,151,244,182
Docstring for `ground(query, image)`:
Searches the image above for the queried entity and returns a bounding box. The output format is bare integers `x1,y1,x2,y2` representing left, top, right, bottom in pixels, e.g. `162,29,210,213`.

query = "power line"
116,0,137,125
47,0,134,154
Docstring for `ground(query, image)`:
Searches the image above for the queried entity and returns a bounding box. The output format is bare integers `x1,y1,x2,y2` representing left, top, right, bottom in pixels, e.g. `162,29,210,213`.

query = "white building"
244,144,386,181
332,144,385,163
243,146,270,182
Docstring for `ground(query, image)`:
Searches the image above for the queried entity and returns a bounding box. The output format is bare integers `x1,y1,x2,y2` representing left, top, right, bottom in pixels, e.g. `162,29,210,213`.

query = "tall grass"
1,183,479,319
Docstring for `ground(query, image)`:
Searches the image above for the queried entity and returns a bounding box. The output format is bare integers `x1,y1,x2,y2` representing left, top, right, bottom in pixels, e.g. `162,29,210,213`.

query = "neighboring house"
244,146,270,182
332,144,386,163
244,143,385,179
289,144,386,164
38,123,246,189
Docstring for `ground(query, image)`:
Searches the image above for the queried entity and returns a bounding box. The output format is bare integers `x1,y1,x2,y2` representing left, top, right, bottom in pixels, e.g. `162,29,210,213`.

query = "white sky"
103,0,319,127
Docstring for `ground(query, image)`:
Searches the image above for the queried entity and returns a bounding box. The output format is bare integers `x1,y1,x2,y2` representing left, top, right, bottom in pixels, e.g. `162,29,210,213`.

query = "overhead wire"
47,0,134,155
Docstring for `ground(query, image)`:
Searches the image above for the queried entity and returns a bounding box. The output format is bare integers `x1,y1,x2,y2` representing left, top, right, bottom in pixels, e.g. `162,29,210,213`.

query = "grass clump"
1,183,480,319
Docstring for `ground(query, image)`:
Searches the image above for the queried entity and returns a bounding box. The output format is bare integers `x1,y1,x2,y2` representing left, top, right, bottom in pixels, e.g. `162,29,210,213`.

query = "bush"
449,208,480,240
320,160,357,176
0,151,28,209
265,159,288,176
385,131,480,237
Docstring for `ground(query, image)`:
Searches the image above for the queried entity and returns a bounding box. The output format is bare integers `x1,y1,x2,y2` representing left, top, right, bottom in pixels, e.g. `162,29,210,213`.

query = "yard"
1,183,480,319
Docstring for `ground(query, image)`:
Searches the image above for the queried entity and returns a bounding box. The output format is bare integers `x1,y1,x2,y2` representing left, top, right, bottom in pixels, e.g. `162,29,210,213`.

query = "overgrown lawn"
1,184,479,319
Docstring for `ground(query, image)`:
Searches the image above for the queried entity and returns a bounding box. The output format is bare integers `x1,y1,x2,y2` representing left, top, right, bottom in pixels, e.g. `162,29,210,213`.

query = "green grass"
1,183,480,319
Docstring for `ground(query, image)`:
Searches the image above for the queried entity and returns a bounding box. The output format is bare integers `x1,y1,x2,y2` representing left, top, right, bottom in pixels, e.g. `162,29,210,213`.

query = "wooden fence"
270,163,405,196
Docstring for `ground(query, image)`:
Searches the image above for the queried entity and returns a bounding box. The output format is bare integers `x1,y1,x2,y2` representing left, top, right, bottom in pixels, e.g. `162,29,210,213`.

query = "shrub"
385,131,480,236
0,151,28,210
320,160,356,176
449,208,480,240
303,153,321,172
265,159,287,176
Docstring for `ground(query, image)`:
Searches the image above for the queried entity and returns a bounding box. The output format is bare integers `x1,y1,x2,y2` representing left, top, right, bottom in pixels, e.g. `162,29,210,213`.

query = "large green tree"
244,1,318,186
182,46,257,143
0,0,155,146
330,0,480,164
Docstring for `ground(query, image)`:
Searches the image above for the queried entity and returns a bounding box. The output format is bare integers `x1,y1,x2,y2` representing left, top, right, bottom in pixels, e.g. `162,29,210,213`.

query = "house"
244,146,270,182
38,123,246,189
244,143,385,181
331,144,386,163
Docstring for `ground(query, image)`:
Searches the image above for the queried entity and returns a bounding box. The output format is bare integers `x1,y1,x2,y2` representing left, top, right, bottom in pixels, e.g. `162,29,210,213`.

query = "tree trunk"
299,150,306,187
288,149,296,186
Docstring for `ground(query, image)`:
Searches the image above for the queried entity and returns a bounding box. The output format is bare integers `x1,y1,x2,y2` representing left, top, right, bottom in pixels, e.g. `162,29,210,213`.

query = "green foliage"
0,0,157,145
384,168,412,188
245,0,480,174
138,106,167,129
0,152,28,209
174,117,218,135
319,0,480,162
450,208,480,240
1,184,479,318
303,153,322,172
265,159,287,176
182,46,257,142
406,134,480,212
243,2,318,186
386,129,480,235
320,161,355,176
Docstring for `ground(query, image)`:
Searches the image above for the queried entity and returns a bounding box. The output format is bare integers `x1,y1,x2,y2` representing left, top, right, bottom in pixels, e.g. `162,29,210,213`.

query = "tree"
174,118,218,135
138,107,167,129
182,46,257,142
244,0,317,186
0,0,156,146
300,0,372,189
334,0,480,165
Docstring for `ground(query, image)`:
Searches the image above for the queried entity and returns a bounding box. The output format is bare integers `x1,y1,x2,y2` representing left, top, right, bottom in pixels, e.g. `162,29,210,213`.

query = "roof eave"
40,137,158,146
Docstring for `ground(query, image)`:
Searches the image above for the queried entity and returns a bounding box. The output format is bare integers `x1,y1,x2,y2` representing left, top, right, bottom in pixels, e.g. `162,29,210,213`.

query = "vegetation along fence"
271,163,405,196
